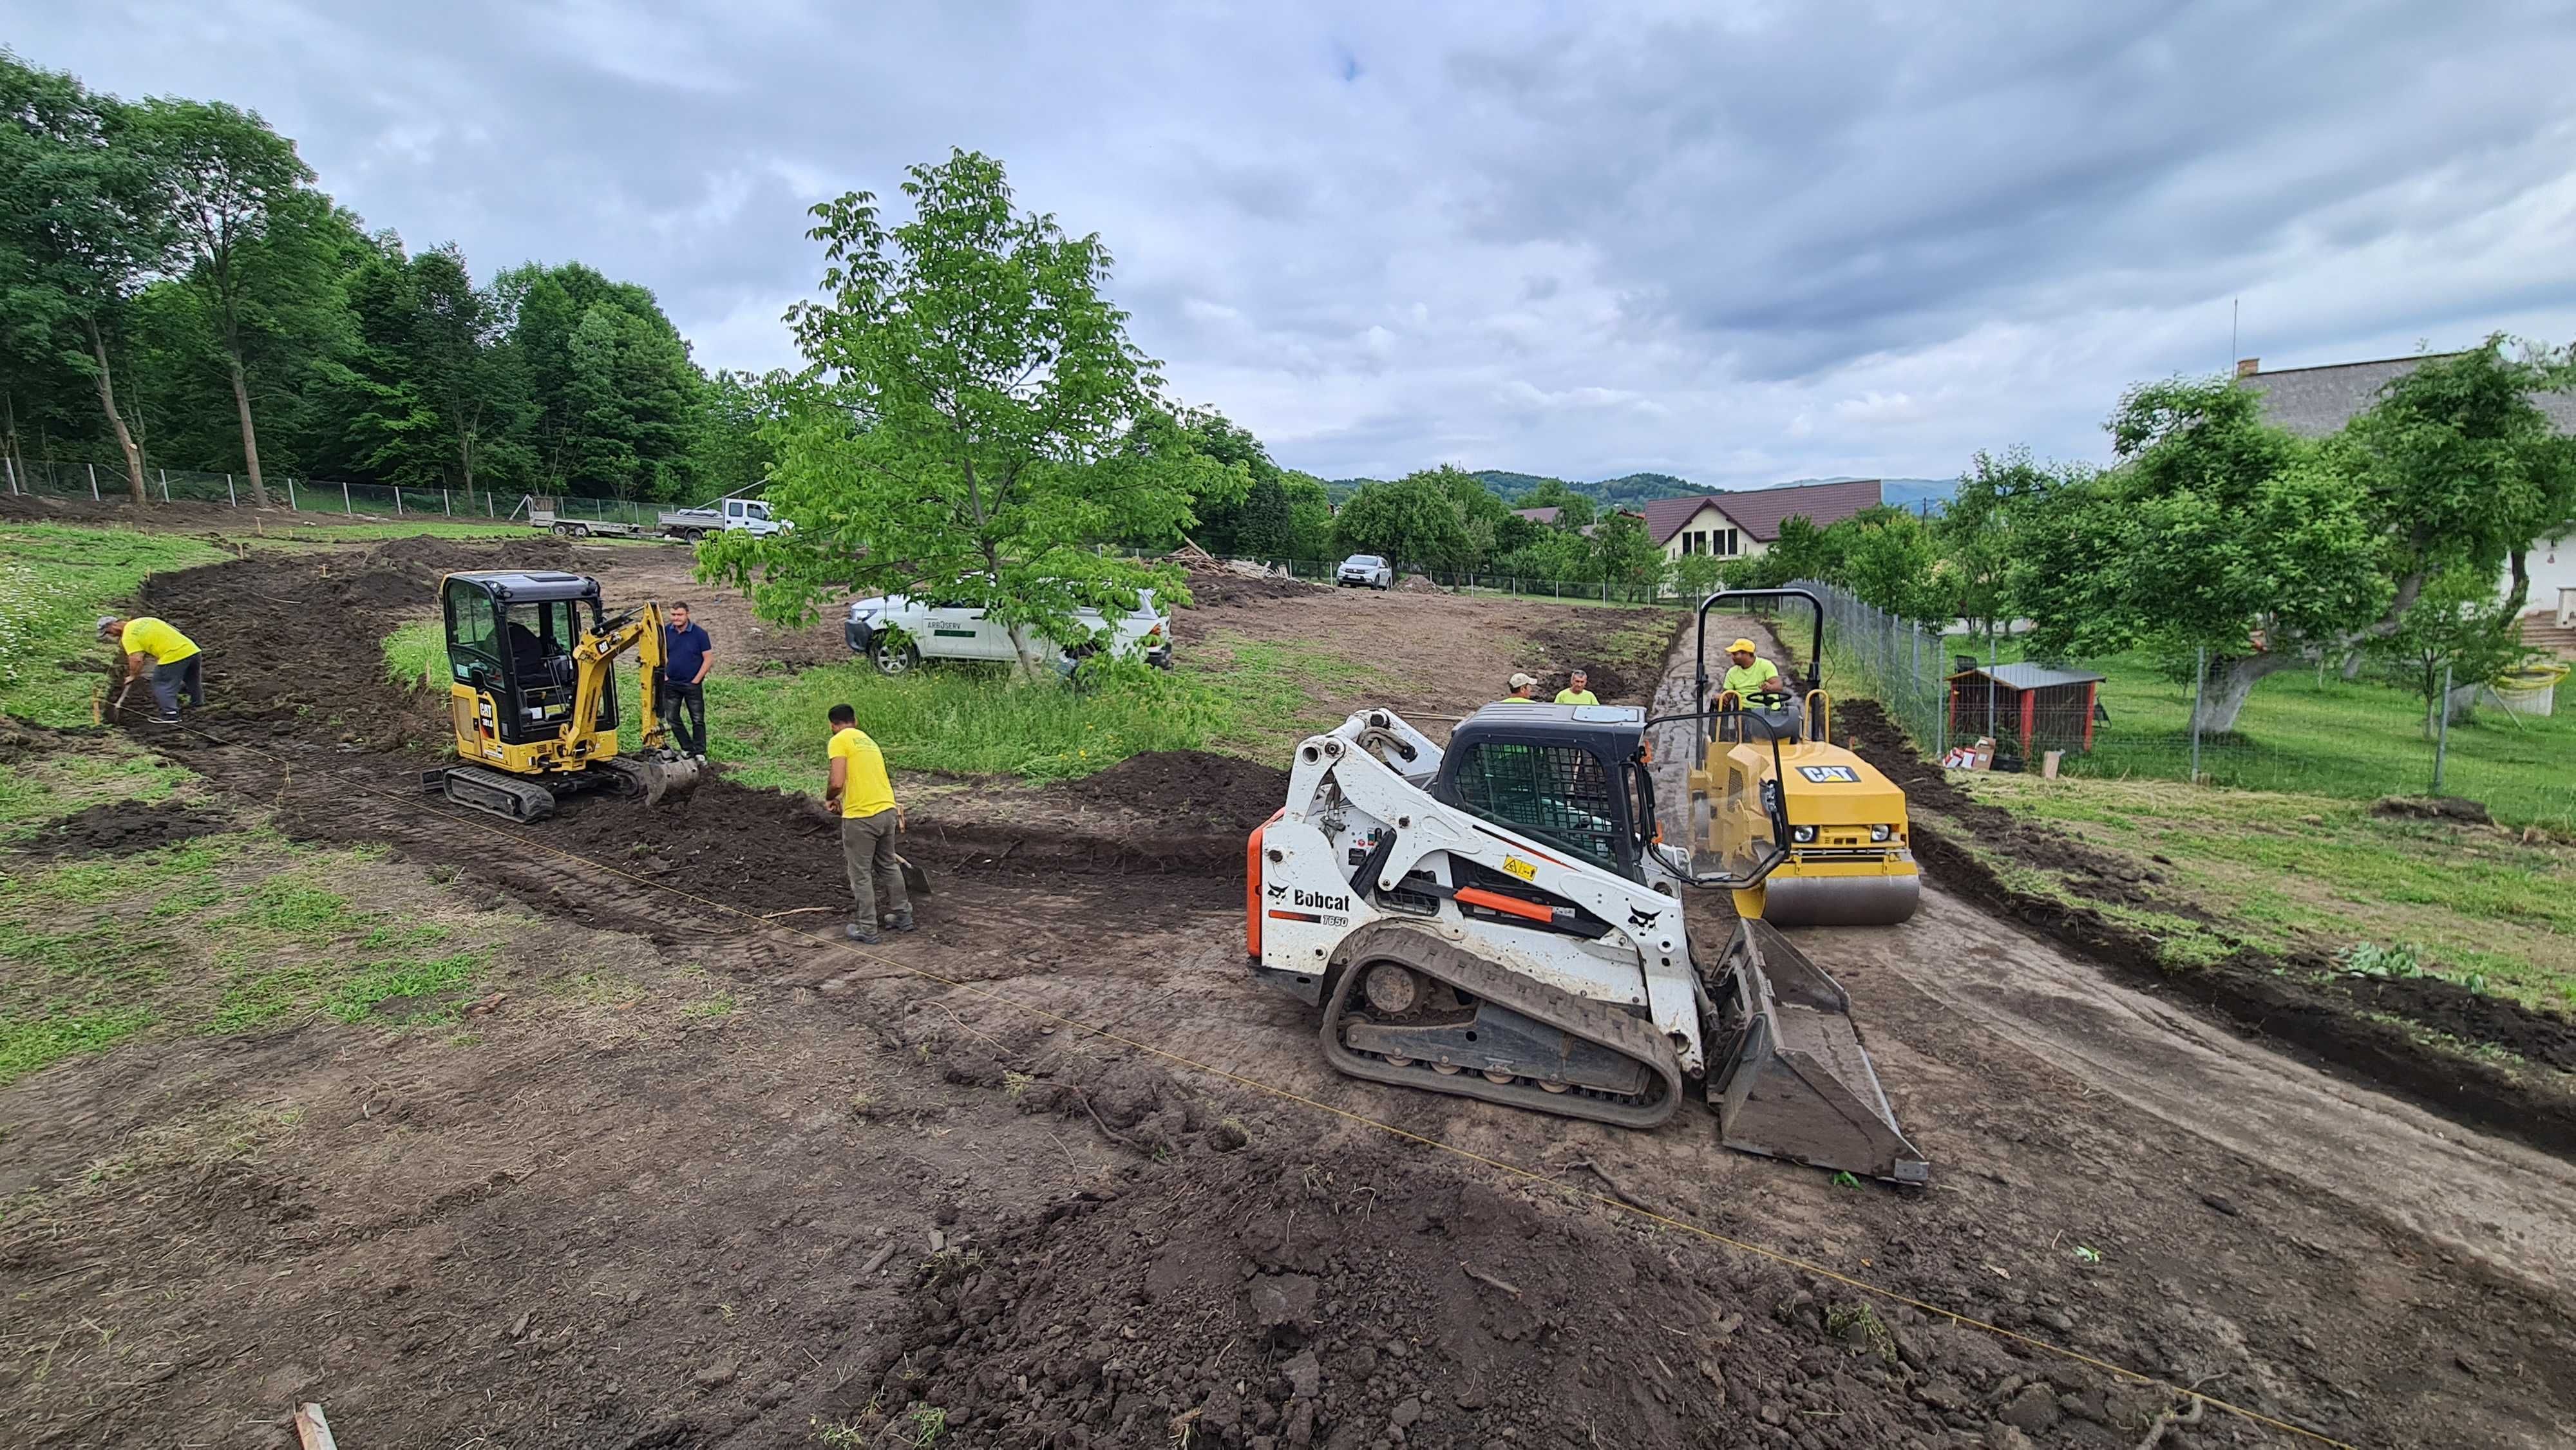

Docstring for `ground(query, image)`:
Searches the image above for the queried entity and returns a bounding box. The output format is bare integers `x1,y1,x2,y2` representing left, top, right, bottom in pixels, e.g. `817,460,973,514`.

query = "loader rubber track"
1320,921,1683,1129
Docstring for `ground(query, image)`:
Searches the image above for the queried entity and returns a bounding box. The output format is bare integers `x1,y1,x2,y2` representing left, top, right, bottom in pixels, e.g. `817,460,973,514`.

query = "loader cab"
1433,703,1656,880
441,571,618,746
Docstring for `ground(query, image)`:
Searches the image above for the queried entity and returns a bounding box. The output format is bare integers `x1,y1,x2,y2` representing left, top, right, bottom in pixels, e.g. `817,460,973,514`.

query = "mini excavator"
1246,589,1926,1181
419,570,703,822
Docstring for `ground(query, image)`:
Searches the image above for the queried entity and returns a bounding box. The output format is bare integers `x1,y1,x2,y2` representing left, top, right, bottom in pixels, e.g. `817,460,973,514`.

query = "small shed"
1946,663,2107,755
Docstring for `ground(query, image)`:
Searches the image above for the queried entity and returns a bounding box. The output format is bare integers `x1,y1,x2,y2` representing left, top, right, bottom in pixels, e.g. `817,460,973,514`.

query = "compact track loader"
419,570,703,822
1245,614,1926,1180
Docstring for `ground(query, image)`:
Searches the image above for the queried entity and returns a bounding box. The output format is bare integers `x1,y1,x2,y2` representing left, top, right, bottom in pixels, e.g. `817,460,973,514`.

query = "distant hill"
1328,469,1956,511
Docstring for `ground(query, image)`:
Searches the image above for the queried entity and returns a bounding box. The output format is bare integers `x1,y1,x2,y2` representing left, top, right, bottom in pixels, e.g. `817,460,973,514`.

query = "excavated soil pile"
1839,697,2576,1151
822,1147,2145,1450
12,800,233,861
1187,572,1323,610
1395,573,1443,594
1068,749,1291,833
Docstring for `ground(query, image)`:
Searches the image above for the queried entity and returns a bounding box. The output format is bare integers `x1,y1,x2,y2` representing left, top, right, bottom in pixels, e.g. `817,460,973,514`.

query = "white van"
845,590,1173,675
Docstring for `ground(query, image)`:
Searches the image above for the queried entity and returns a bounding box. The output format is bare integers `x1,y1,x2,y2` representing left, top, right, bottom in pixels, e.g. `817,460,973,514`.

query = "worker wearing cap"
1719,637,1782,702
1501,672,1541,702
1554,670,1598,706
97,616,203,726
825,702,913,943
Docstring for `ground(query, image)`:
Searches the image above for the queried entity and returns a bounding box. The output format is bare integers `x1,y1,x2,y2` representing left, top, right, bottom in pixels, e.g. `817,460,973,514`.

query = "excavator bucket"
630,752,703,808
1705,919,1927,1183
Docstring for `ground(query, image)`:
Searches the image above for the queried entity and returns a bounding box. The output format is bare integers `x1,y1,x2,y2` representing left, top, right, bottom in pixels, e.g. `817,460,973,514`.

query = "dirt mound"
1395,573,1443,593
1184,572,1321,610
819,1145,2105,1450
1067,750,1289,832
2372,794,2494,824
12,800,232,860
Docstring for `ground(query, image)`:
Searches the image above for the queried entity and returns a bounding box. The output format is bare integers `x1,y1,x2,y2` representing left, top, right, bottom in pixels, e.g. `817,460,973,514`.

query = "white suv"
846,591,1173,675
1336,554,1394,588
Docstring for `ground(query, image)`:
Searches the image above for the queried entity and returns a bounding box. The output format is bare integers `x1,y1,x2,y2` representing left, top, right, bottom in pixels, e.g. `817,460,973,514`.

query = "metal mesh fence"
1,455,667,527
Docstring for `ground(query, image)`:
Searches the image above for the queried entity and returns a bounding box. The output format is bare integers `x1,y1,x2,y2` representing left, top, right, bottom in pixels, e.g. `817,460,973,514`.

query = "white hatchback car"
1336,554,1394,588
846,591,1173,675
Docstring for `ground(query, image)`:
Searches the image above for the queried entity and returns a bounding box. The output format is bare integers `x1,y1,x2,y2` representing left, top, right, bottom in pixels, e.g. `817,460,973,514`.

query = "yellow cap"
1728,638,1757,654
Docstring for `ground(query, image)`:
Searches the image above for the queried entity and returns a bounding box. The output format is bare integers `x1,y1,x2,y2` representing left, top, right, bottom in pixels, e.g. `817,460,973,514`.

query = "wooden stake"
294,1403,339,1450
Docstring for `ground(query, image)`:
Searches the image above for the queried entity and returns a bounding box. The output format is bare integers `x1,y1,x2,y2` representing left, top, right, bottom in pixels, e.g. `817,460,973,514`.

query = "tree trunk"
2338,650,2366,682
227,353,270,507
86,319,148,507
1005,621,1052,681
2436,679,2480,731
2192,652,2301,735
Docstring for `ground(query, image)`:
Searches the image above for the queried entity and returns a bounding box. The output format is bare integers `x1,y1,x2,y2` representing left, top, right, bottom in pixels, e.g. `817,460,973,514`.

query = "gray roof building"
2235,353,2576,437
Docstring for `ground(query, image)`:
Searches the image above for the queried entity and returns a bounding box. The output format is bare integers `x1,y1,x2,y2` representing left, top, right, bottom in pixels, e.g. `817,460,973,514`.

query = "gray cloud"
12,0,2576,485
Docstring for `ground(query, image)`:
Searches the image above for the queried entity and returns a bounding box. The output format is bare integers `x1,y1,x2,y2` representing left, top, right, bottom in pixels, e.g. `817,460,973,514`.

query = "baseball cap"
96,616,122,639
1728,637,1757,654
1508,672,1538,690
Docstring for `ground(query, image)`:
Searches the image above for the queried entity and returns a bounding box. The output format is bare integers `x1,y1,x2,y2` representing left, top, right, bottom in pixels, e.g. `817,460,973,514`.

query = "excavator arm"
564,602,671,758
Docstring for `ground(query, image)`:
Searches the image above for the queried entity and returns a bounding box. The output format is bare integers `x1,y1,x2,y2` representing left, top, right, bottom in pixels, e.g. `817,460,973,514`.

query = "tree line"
0,50,772,508
1788,343,2576,733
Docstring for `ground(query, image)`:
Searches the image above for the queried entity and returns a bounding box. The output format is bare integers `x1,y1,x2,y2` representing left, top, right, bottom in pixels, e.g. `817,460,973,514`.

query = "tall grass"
708,660,1224,791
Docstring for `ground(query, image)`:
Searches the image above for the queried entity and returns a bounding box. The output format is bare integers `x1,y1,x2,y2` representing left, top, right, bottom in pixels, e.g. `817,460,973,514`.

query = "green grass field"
1969,773,2576,1014
0,526,235,724
1920,636,2576,831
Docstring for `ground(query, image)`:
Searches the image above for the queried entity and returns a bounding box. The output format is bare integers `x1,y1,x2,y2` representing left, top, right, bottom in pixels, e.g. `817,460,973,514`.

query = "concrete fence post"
88,462,100,501
343,481,352,514
159,467,170,502
2432,663,2453,795
2190,646,2207,784
227,473,237,507
287,478,298,511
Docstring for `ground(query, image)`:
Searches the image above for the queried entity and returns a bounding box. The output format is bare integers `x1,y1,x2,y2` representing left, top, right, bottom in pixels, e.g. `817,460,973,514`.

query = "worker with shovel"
98,616,203,726
825,703,914,943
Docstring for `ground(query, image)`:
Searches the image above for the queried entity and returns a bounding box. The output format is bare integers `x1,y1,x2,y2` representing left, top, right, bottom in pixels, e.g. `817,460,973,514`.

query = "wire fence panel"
2,456,668,527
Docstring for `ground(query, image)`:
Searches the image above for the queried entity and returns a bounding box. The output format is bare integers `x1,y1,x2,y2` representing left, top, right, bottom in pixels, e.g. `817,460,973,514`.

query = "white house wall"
1660,502,1767,562
2515,534,2576,621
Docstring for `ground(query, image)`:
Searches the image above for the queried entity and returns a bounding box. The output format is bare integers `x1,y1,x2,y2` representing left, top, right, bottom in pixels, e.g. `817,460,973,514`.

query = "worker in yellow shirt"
1553,670,1598,705
97,616,204,726
1718,637,1783,704
1500,672,1541,703
824,702,912,943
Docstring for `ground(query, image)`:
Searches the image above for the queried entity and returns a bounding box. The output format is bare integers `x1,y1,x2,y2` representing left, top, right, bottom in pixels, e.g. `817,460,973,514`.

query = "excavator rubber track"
426,765,558,822
1320,921,1683,1129
1705,919,1927,1183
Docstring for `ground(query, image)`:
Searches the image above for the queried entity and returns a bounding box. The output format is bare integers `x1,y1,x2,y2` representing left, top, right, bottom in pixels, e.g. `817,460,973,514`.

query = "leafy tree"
1671,551,1728,602
2017,379,2384,733
1159,404,1263,551
1332,473,1470,570
0,52,167,504
1586,511,1667,598
410,245,531,499
692,367,784,496
1281,471,1336,560
1942,448,2058,645
131,96,312,505
2363,565,2534,727
1837,506,1951,624
1235,475,1293,558
699,149,1204,678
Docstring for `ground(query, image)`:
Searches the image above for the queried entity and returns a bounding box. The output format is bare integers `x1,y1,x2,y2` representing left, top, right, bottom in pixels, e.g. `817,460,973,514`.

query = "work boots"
887,910,917,934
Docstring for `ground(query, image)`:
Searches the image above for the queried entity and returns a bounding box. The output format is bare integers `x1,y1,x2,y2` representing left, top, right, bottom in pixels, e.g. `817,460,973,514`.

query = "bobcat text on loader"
419,570,703,822
1245,589,1926,1182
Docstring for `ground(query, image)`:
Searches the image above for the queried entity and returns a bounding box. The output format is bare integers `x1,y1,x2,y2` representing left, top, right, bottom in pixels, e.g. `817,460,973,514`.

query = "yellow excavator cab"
421,570,701,821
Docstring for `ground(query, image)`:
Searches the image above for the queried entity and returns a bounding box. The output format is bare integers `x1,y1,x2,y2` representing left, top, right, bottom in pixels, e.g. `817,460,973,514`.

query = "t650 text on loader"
1244,589,1925,1182
419,570,703,822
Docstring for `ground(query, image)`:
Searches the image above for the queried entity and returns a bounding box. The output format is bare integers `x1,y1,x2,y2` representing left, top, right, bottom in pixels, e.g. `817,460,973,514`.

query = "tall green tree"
1235,475,1293,558
1837,505,1951,624
1942,448,2060,645
0,52,167,504
1281,471,1336,560
2016,378,2385,733
409,245,530,500
700,149,1206,677
1332,473,1471,570
1585,510,1667,597
131,96,311,505
2363,564,2534,728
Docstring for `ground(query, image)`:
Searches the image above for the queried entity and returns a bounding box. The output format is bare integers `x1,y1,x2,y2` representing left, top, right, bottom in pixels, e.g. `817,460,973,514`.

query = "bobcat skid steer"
1245,702,1927,1182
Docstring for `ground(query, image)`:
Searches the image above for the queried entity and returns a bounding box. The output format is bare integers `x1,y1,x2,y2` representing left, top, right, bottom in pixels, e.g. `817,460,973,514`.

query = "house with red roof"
1643,478,1884,562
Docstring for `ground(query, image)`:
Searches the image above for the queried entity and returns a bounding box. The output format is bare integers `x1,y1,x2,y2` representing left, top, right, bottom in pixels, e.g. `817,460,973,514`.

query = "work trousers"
661,676,707,755
841,808,909,925
150,655,205,717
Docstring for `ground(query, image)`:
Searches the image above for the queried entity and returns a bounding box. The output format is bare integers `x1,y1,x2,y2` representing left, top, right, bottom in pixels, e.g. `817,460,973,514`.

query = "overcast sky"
13,1,2576,486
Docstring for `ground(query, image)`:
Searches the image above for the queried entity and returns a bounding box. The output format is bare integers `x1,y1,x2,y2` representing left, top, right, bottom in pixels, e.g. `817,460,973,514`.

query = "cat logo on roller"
1240,598,1927,1186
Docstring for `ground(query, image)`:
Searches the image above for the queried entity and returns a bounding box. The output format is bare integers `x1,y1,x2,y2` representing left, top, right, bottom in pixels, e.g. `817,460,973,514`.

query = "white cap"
97,616,122,638
1508,672,1538,691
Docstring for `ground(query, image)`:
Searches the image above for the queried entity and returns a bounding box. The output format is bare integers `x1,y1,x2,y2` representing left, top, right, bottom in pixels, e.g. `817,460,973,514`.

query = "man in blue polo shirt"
659,602,713,760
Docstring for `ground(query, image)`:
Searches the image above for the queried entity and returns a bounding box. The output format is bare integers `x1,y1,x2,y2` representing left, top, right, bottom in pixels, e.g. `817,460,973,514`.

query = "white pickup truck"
846,590,1173,675
660,497,789,541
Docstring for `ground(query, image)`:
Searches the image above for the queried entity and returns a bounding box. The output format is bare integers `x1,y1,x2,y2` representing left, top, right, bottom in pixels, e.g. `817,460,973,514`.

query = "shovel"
897,852,933,899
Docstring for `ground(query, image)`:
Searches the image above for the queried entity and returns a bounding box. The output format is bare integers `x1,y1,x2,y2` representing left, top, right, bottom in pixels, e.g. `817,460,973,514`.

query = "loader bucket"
1706,919,1927,1183
637,753,702,808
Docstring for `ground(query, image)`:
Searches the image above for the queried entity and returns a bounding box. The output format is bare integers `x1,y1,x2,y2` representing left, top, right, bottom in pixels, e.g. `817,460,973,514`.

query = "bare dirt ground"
6,540,2576,1448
